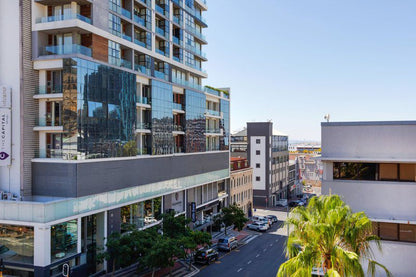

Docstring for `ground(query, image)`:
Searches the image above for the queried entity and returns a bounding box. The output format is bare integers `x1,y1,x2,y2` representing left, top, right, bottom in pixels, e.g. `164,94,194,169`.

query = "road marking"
256,254,260,258
247,260,252,265
263,248,267,252
237,268,243,272
275,239,278,242
270,243,273,247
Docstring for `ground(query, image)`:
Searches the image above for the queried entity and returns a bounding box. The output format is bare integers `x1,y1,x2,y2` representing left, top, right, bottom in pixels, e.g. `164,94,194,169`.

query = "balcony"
173,56,181,63
136,96,151,109
136,122,151,133
34,85,63,100
154,70,168,81
205,109,221,118
185,61,206,74
134,64,151,76
172,16,182,26
156,26,169,40
183,5,207,26
138,0,150,7
134,38,147,48
39,44,92,57
172,103,184,112
173,125,184,132
109,56,132,69
122,33,132,42
205,128,221,134
155,4,169,18
172,0,182,7
36,13,91,24
110,4,132,19
185,25,206,42
134,15,146,28
204,87,220,97
185,44,206,60
172,76,204,91
34,118,63,132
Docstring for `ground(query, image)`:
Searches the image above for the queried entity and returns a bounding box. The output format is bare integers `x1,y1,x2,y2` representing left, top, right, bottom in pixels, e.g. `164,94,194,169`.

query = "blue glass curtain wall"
62,58,136,159
220,99,230,150
184,89,206,152
151,80,174,155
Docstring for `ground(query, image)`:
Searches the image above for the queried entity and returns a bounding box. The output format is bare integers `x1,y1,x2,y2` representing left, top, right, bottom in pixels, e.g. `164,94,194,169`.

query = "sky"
203,0,416,141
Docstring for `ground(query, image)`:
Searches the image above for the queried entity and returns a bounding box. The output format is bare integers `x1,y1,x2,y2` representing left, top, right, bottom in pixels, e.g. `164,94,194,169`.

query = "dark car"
266,215,278,223
194,247,219,265
289,200,305,207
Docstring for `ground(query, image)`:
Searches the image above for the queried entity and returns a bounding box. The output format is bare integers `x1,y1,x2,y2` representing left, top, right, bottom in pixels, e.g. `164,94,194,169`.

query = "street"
196,209,289,277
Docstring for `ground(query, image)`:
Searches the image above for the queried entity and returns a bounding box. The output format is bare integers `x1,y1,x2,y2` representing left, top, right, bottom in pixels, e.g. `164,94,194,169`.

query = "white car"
275,199,288,207
247,222,268,232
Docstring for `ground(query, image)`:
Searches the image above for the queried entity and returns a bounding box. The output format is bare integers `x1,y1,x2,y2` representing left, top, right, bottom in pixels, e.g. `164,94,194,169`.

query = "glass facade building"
184,89,206,152
220,99,230,150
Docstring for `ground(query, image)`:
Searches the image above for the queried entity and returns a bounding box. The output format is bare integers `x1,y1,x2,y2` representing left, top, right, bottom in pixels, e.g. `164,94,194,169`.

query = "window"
256,163,260,168
51,220,78,262
373,221,416,243
333,162,377,180
256,176,260,181
256,150,260,155
0,224,34,264
256,139,261,144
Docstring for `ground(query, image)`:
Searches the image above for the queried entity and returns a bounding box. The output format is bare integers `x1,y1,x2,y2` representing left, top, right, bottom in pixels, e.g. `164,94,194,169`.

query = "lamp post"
286,183,290,237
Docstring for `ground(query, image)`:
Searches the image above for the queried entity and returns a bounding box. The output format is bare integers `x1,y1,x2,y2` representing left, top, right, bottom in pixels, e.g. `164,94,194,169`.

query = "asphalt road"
196,221,287,277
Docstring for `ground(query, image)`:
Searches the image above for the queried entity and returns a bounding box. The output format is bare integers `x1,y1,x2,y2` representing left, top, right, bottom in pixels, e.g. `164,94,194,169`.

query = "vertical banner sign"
191,202,196,223
0,86,11,166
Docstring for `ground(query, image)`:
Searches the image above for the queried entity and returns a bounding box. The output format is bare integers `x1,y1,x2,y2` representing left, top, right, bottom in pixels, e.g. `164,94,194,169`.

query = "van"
217,236,238,251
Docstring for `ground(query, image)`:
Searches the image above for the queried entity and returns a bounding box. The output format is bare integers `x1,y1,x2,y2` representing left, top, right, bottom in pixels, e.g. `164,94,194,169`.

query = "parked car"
194,247,219,265
217,236,238,251
275,199,288,207
252,216,271,226
289,200,305,207
247,222,268,232
267,215,278,223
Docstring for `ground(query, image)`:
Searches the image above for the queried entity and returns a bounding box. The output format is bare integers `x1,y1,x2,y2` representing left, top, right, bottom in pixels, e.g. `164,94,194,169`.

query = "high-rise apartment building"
0,0,230,276
247,122,289,207
321,121,416,277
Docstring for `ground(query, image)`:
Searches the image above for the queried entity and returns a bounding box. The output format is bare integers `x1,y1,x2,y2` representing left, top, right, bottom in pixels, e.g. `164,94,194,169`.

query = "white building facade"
321,121,416,277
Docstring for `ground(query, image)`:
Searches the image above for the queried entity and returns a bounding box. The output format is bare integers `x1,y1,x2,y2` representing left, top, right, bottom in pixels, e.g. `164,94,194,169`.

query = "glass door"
63,33,73,54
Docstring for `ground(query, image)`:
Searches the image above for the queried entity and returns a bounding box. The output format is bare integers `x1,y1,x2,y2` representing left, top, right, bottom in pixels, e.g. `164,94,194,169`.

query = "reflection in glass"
185,89,206,152
120,197,162,231
0,224,34,264
220,99,230,150
51,220,78,262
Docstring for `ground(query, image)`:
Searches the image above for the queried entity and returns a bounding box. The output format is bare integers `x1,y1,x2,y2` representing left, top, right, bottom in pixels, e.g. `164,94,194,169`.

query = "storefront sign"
190,202,196,223
0,86,11,108
0,109,11,166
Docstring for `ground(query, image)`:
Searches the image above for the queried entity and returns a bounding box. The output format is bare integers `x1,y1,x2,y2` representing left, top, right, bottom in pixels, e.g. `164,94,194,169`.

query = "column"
34,225,51,267
96,212,107,272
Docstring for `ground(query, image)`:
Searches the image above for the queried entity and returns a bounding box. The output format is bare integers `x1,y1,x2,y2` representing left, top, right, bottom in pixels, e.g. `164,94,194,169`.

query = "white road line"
275,239,278,242
270,243,273,247
256,254,260,258
263,248,267,252
247,260,252,265
237,268,243,272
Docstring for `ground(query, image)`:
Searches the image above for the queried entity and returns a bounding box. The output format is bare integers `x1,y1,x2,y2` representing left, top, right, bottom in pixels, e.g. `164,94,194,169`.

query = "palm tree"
277,195,392,277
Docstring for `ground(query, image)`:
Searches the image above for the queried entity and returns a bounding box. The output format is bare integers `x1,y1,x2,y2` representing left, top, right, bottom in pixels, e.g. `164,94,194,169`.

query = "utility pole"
286,183,290,237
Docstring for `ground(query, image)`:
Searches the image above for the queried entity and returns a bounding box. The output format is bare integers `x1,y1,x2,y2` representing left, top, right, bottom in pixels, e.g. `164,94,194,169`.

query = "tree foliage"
277,195,392,277
217,204,248,235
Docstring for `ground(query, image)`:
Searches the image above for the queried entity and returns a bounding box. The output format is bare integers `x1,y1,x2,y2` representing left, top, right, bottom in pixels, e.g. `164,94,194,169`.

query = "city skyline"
205,0,416,140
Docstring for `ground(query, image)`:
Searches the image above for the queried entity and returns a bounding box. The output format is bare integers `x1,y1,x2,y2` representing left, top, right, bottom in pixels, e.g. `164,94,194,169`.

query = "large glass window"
333,162,377,180
62,58,136,159
0,224,34,264
185,89,206,152
51,220,78,262
108,13,121,36
121,197,162,231
335,163,416,182
220,99,230,150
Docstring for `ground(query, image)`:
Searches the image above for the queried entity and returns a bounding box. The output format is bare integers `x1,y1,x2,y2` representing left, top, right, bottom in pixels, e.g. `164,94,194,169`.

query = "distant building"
230,128,248,158
289,144,321,154
321,121,416,277
230,157,253,216
288,160,302,198
247,122,289,207
293,154,323,187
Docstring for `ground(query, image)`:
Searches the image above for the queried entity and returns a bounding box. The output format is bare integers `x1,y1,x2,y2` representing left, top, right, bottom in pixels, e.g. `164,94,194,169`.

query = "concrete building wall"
250,136,266,190
230,167,253,216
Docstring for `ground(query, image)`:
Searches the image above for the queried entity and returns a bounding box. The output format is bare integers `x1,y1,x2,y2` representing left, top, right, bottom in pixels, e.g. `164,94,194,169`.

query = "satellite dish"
324,114,330,122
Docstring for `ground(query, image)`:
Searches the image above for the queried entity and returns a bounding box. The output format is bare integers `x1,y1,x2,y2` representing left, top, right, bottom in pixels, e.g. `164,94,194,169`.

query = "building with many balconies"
0,0,230,276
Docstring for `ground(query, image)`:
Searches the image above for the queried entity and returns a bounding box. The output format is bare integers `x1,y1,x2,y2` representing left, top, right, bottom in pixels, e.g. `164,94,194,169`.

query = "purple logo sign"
0,152,9,160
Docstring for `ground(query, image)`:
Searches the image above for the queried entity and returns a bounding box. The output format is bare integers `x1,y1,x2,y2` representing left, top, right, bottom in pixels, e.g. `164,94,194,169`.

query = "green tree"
219,205,248,235
144,236,182,277
123,140,138,157
277,195,391,277
161,211,189,239
96,232,130,276
178,230,212,270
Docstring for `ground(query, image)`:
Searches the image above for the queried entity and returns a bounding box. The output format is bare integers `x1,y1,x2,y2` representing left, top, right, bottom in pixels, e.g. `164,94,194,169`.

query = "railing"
172,16,182,25
204,86,220,97
172,36,181,45
139,147,151,155
172,103,183,110
154,70,168,81
205,109,220,117
109,56,132,69
134,14,146,27
35,117,62,127
109,3,132,19
172,0,182,7
35,149,65,159
171,76,204,91
35,85,62,95
185,61,206,74
156,48,165,56
173,56,181,63
39,44,92,57
35,13,92,24
138,0,150,7
155,4,169,18
155,26,169,39
205,128,221,134
134,38,146,48
174,146,184,153
121,7,132,19
185,25,206,41
134,64,151,76
136,122,151,129
122,33,132,42
185,44,206,59
184,5,207,25
173,125,184,132
138,96,151,105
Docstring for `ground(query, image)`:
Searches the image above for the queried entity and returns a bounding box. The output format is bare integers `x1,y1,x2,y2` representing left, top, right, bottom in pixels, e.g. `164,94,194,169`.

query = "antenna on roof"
324,114,330,122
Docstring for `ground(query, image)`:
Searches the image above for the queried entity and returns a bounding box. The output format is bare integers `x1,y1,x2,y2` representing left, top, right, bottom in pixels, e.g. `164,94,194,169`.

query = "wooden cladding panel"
91,34,108,63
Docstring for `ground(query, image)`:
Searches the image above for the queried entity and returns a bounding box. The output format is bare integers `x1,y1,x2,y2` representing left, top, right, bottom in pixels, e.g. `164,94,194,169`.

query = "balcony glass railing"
39,44,92,57
134,14,146,27
121,7,131,19
173,56,181,63
185,44,206,59
155,26,168,39
204,86,220,97
205,109,220,117
154,70,168,81
155,4,169,18
35,85,62,95
138,96,151,105
122,33,132,42
184,5,207,25
109,56,132,69
138,0,150,7
134,38,146,48
172,16,182,25
36,117,62,127
172,103,183,110
36,13,92,24
186,25,206,41
109,3,132,19
205,128,221,134
136,122,151,129
172,76,204,91
156,48,165,56
173,36,182,45
185,61,206,74
173,125,184,132
134,64,151,76
172,0,182,7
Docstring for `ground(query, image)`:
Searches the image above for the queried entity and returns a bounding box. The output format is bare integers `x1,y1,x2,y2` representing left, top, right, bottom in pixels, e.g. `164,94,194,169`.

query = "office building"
230,157,253,216
247,122,289,207
0,0,230,276
321,121,416,277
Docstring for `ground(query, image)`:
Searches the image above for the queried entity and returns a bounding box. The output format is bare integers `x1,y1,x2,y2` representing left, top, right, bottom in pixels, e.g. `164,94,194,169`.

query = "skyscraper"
0,0,230,275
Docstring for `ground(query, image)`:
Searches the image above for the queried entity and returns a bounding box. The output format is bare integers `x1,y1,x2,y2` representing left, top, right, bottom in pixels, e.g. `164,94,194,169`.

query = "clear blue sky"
203,0,416,141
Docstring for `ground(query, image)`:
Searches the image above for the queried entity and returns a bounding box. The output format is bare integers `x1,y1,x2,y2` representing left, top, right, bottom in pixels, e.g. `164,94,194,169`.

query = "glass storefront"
0,224,34,264
184,89,206,152
121,197,162,231
220,99,230,150
151,80,174,155
51,219,78,262
61,58,136,159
